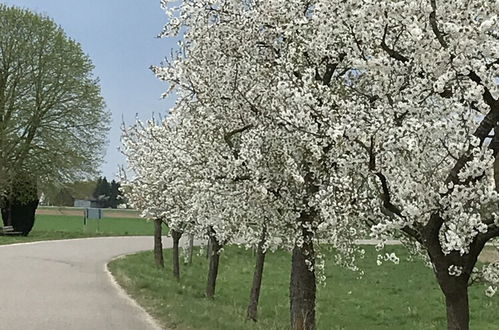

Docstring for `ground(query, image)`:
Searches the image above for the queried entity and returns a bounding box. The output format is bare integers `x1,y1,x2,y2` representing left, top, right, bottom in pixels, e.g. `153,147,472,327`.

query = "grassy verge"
0,214,154,245
109,246,499,330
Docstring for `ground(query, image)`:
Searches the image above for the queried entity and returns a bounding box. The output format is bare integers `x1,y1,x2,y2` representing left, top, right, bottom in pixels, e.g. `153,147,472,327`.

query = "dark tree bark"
187,234,194,265
206,233,222,299
206,235,212,259
247,226,267,321
153,218,164,268
431,257,471,330
171,229,182,280
422,213,485,330
290,240,316,330
442,281,469,330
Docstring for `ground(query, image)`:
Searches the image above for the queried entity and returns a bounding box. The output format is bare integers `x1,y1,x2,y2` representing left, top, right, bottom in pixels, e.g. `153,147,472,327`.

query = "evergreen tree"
92,176,111,207
109,180,120,208
92,177,103,200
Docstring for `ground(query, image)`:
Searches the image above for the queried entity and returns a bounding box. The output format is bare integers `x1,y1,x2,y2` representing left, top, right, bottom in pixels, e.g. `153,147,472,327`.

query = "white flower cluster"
486,286,497,297
475,261,499,296
448,265,463,277
376,252,400,266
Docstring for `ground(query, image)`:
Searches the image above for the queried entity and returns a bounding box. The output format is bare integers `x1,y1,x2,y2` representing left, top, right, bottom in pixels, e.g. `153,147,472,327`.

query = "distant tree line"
41,177,125,209
92,177,124,209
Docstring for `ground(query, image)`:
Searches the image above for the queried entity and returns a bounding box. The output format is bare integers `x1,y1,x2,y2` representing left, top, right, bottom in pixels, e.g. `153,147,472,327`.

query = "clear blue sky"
1,0,176,180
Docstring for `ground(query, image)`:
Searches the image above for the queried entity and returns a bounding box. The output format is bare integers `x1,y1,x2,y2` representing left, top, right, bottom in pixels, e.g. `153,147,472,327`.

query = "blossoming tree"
121,118,192,277
121,108,273,292
154,0,499,329
316,1,498,329
155,1,366,328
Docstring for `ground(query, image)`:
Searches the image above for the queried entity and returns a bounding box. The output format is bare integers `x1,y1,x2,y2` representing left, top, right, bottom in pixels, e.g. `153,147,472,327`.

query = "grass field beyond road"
36,206,140,218
109,246,499,330
0,214,154,245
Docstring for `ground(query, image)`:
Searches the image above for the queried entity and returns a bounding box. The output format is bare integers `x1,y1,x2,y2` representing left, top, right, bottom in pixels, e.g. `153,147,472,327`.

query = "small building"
74,199,102,208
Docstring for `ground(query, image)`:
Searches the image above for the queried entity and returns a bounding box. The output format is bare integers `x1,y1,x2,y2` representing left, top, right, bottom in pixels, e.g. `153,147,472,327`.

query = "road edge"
105,254,165,330
0,235,167,248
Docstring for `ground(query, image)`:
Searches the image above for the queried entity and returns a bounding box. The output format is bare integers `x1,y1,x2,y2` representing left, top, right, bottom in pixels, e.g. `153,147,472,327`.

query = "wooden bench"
0,226,23,236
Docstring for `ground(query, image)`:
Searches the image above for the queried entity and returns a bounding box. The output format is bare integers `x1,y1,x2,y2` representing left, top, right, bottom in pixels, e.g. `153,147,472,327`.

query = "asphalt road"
0,236,167,330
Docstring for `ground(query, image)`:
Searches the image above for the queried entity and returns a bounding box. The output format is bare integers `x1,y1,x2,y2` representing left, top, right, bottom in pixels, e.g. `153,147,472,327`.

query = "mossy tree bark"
171,229,182,280
290,241,316,330
247,225,267,321
290,212,316,330
206,229,222,299
187,234,194,265
153,218,164,268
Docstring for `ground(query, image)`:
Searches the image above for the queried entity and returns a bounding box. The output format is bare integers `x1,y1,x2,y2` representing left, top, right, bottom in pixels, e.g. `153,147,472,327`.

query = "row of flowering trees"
122,1,499,329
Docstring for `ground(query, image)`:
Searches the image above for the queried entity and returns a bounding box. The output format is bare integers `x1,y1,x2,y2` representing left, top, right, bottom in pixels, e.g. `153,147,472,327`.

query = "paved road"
0,236,168,330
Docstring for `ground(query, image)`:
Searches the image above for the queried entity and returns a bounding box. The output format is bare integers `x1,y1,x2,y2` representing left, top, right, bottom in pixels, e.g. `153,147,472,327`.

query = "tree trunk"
188,234,194,265
444,285,469,330
171,229,182,280
206,236,212,259
153,219,164,268
246,228,266,322
426,238,474,330
206,234,221,299
290,241,316,330
435,272,470,330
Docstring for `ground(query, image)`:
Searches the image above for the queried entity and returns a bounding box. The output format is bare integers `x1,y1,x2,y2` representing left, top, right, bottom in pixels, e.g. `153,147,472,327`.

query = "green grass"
109,246,499,330
0,214,154,245
34,214,153,235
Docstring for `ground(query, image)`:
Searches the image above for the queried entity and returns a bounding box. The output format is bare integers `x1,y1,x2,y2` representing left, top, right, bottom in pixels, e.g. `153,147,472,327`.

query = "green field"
0,214,153,245
109,246,499,330
37,206,140,218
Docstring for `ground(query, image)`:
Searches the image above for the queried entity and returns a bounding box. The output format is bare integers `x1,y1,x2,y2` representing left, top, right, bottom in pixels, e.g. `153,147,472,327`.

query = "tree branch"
381,24,409,63
429,0,448,48
357,137,423,242
322,53,346,86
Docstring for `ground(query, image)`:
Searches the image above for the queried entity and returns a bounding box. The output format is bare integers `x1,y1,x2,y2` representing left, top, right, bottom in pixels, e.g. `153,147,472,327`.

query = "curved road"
0,236,168,330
